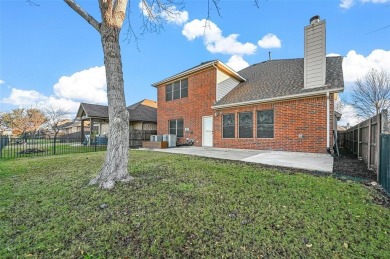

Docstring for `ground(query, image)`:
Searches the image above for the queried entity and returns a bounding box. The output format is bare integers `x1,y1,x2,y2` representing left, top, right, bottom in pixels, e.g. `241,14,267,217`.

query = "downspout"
326,92,331,154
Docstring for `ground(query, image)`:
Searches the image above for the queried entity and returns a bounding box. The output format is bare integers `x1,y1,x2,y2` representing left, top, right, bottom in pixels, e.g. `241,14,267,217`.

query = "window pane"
223,114,235,138
173,81,180,100
176,119,184,137
169,128,176,135
169,120,176,129
258,124,274,138
239,112,253,138
257,110,274,138
177,119,183,128
181,87,188,98
181,79,188,98
166,84,172,101
258,110,274,124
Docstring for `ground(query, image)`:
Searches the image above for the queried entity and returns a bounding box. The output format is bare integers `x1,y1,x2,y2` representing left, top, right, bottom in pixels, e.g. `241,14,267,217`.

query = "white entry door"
202,116,213,147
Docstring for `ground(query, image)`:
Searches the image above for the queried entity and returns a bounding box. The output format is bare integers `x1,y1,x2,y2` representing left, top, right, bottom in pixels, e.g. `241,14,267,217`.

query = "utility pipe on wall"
326,92,330,153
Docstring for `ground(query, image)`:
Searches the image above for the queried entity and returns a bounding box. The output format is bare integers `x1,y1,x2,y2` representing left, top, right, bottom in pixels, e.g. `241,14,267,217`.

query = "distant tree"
28,108,48,137
1,108,47,138
0,113,8,135
45,106,69,138
350,69,390,119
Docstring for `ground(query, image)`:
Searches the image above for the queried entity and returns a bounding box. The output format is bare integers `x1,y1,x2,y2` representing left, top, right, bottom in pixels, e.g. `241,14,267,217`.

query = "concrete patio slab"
140,146,334,173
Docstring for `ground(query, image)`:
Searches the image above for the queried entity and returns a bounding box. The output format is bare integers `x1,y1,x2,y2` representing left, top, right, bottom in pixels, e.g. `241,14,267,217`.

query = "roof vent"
310,15,320,25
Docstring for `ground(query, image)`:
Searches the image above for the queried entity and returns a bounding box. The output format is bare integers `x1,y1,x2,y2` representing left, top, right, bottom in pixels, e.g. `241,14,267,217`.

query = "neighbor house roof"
76,99,157,122
213,56,344,108
152,60,246,87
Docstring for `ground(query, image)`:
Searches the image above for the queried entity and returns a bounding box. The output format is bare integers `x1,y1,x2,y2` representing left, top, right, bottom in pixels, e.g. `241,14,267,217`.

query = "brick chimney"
304,15,326,89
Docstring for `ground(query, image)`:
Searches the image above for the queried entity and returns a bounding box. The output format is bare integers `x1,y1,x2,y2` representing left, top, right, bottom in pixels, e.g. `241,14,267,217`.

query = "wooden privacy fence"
343,110,389,177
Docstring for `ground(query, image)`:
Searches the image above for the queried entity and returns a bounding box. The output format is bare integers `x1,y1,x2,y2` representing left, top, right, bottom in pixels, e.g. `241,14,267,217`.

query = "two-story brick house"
152,16,344,153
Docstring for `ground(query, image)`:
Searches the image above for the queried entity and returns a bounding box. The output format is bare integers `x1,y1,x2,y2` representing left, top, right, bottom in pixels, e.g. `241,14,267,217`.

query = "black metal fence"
0,136,107,159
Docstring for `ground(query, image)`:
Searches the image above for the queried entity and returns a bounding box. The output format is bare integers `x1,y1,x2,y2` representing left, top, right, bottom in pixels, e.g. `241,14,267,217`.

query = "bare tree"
45,106,70,138
63,0,135,189
350,69,390,119
63,0,258,189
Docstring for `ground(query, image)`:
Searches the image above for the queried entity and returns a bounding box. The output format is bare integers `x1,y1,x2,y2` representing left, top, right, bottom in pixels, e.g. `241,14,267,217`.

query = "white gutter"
326,91,330,153
212,87,344,109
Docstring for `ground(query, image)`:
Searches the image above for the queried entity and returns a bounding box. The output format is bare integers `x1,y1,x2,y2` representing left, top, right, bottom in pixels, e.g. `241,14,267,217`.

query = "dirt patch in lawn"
333,148,377,182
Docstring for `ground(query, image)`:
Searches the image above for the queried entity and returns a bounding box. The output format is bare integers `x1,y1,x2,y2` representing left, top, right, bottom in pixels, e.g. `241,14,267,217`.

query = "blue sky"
1,0,389,125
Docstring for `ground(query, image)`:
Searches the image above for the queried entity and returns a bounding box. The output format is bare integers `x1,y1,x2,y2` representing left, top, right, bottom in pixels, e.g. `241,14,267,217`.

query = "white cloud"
257,34,282,49
340,0,390,9
138,0,188,25
53,66,107,104
226,55,249,71
1,66,108,116
342,49,390,83
1,88,80,114
1,88,47,106
182,19,257,56
0,79,4,85
340,0,354,9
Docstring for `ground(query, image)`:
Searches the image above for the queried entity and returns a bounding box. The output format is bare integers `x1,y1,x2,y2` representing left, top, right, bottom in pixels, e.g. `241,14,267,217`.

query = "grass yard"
0,151,389,258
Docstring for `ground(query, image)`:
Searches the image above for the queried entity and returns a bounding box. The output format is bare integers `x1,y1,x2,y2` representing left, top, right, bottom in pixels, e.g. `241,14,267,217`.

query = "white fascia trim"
151,60,245,87
212,87,344,109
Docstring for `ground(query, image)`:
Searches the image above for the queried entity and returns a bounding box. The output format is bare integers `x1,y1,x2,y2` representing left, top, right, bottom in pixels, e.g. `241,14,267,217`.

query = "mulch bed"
333,148,377,182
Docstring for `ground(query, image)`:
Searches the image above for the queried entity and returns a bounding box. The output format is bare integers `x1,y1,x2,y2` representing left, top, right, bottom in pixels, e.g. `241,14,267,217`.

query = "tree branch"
64,0,101,32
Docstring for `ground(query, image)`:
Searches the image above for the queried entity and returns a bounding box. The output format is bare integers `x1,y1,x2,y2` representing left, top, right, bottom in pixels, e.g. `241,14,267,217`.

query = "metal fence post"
53,137,56,155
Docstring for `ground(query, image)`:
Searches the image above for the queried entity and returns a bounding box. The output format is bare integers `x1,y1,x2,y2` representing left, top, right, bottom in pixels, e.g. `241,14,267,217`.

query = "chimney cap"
310,15,320,24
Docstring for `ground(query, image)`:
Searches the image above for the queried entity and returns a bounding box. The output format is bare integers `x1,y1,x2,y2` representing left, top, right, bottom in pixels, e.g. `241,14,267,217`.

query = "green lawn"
0,151,389,258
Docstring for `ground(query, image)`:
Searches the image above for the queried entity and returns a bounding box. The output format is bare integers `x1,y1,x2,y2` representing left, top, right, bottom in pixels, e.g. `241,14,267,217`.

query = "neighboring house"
76,99,157,140
152,16,344,153
60,120,91,138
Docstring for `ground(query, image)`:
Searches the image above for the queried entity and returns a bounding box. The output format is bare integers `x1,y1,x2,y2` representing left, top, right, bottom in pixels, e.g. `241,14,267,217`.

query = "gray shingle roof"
78,100,157,122
214,56,344,107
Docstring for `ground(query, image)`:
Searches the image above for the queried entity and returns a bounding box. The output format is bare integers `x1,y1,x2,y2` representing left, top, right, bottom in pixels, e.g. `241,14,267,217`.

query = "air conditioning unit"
150,135,163,142
163,134,177,148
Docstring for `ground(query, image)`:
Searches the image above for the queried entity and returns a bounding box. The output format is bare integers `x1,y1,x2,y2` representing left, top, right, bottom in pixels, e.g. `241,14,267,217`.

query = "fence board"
379,134,390,195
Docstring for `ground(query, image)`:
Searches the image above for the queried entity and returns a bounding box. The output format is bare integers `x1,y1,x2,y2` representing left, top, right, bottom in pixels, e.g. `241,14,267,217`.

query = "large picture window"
165,78,188,101
257,110,274,138
239,112,253,138
222,114,235,138
169,119,184,137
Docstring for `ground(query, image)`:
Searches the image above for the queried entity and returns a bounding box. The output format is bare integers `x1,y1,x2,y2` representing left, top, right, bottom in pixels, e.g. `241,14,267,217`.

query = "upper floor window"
166,78,188,101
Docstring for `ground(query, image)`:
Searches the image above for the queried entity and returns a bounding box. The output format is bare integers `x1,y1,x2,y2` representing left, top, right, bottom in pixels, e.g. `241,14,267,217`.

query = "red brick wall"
156,67,217,146
213,95,334,153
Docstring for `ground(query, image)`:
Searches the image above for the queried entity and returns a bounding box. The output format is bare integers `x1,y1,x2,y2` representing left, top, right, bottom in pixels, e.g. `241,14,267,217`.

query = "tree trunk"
89,24,133,189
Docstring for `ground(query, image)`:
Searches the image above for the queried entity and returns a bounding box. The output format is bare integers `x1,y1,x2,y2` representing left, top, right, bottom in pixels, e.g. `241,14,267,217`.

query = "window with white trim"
165,78,188,101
